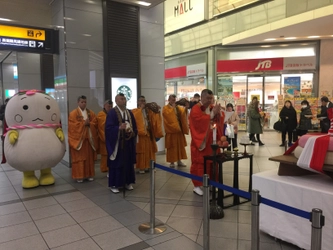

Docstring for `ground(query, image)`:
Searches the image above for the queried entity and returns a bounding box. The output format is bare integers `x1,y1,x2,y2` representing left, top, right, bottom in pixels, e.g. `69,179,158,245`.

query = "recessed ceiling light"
300,43,309,45
308,36,320,38
64,17,75,21
261,45,271,48
284,37,296,40
85,0,95,3
280,44,289,47
264,38,276,41
0,18,12,22
82,34,92,37
137,1,151,6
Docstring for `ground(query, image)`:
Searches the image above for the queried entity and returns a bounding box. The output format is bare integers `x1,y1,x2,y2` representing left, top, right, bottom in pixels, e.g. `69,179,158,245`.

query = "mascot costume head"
3,89,66,188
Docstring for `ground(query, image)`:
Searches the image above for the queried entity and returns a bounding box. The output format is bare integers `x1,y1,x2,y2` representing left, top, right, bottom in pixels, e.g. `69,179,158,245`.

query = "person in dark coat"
189,93,200,109
317,96,333,133
247,100,264,146
297,100,312,136
279,100,297,147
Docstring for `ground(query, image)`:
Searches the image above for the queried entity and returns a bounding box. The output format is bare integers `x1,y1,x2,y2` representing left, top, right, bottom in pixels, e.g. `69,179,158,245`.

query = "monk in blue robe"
105,93,137,193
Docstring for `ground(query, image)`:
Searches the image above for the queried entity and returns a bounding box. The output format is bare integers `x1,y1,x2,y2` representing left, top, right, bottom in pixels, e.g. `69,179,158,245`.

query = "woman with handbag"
225,103,240,150
279,100,297,147
297,100,312,136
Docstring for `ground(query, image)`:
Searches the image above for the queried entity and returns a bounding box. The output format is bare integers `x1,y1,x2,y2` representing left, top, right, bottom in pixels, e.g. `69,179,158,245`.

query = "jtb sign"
165,0,208,34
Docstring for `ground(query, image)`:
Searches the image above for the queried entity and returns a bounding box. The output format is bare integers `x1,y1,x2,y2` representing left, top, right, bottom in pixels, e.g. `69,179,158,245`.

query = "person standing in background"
279,100,297,147
190,93,200,109
297,100,312,136
225,103,240,151
96,100,113,175
132,96,163,174
162,94,188,168
248,100,265,146
68,95,99,183
247,96,258,142
317,96,333,133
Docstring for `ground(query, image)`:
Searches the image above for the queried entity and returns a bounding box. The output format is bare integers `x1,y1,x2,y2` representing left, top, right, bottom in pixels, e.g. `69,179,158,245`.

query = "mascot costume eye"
3,90,66,188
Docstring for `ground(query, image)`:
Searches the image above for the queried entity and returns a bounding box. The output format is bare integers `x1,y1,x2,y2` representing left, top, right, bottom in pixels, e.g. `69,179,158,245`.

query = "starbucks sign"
117,85,132,101
111,78,137,109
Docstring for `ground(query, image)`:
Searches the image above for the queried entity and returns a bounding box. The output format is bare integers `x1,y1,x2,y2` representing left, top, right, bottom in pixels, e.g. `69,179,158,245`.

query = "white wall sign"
283,56,316,70
187,63,206,77
164,0,208,34
111,78,137,110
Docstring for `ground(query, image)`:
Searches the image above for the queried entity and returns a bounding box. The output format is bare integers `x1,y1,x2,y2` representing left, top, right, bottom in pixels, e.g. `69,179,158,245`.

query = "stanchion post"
138,160,167,235
150,159,156,231
311,208,324,250
202,174,210,250
251,189,260,250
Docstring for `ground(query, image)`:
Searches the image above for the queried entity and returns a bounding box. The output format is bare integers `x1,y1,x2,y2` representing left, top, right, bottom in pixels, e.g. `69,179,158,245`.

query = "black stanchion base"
210,200,224,219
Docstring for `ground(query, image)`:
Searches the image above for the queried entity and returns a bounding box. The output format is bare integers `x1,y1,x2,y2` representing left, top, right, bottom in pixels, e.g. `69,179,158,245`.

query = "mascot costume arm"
55,128,65,142
8,130,19,145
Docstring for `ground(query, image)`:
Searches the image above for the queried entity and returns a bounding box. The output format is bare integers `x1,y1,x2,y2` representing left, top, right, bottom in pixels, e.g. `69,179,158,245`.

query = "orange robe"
132,108,163,171
189,103,224,187
68,107,98,180
96,110,108,173
162,104,188,163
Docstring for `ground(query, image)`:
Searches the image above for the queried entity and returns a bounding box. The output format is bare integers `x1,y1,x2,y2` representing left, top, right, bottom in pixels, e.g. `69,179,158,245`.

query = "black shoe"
259,142,265,146
279,144,285,147
249,143,255,146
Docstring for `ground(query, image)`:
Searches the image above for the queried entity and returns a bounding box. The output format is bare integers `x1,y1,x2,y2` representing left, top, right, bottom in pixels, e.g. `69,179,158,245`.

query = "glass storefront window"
165,76,206,104
217,73,315,131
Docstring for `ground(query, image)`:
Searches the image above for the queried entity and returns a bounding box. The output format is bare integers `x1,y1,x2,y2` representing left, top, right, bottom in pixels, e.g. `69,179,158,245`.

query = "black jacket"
279,106,297,131
298,106,312,130
317,102,333,132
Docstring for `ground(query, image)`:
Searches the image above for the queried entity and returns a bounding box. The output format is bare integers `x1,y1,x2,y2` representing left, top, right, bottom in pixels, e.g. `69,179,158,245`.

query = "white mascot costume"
3,90,66,188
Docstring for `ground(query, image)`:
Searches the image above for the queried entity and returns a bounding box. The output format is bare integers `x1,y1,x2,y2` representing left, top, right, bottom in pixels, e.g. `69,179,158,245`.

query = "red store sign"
217,57,315,73
165,63,206,79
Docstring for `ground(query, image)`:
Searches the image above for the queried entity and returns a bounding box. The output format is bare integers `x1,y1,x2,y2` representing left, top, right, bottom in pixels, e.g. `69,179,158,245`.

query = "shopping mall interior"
0,0,333,249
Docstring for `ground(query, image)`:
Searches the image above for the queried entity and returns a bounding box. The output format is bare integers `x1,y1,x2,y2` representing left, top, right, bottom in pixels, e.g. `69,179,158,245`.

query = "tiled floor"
0,132,303,250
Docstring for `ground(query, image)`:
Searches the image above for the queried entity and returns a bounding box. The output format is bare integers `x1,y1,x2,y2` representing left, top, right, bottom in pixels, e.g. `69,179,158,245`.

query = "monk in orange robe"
189,89,223,196
162,94,189,168
68,95,99,182
96,100,113,174
132,96,163,174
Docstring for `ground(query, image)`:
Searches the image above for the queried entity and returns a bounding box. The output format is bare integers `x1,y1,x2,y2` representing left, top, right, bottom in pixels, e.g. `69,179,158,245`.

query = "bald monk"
162,94,189,168
68,95,99,183
105,93,137,193
189,89,223,196
132,96,163,174
96,99,113,175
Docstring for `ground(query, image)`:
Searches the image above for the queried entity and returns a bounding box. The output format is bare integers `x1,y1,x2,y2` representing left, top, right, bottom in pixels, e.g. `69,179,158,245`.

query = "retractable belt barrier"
144,162,325,250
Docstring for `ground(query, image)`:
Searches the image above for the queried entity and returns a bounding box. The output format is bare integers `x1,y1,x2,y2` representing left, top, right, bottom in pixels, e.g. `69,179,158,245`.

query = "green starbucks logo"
117,85,132,101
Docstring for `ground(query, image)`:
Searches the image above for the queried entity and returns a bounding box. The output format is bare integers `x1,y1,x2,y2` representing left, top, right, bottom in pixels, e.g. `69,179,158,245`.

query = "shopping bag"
273,119,286,132
225,124,235,138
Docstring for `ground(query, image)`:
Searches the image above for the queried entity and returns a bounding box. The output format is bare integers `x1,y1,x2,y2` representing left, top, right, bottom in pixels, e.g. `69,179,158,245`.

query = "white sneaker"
138,170,145,174
193,187,203,196
177,161,186,167
125,184,134,190
169,163,175,168
110,187,119,193
77,179,83,183
88,177,94,181
107,173,109,178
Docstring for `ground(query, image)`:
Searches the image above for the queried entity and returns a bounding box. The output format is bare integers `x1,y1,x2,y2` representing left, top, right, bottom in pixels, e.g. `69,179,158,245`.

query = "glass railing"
165,0,333,57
